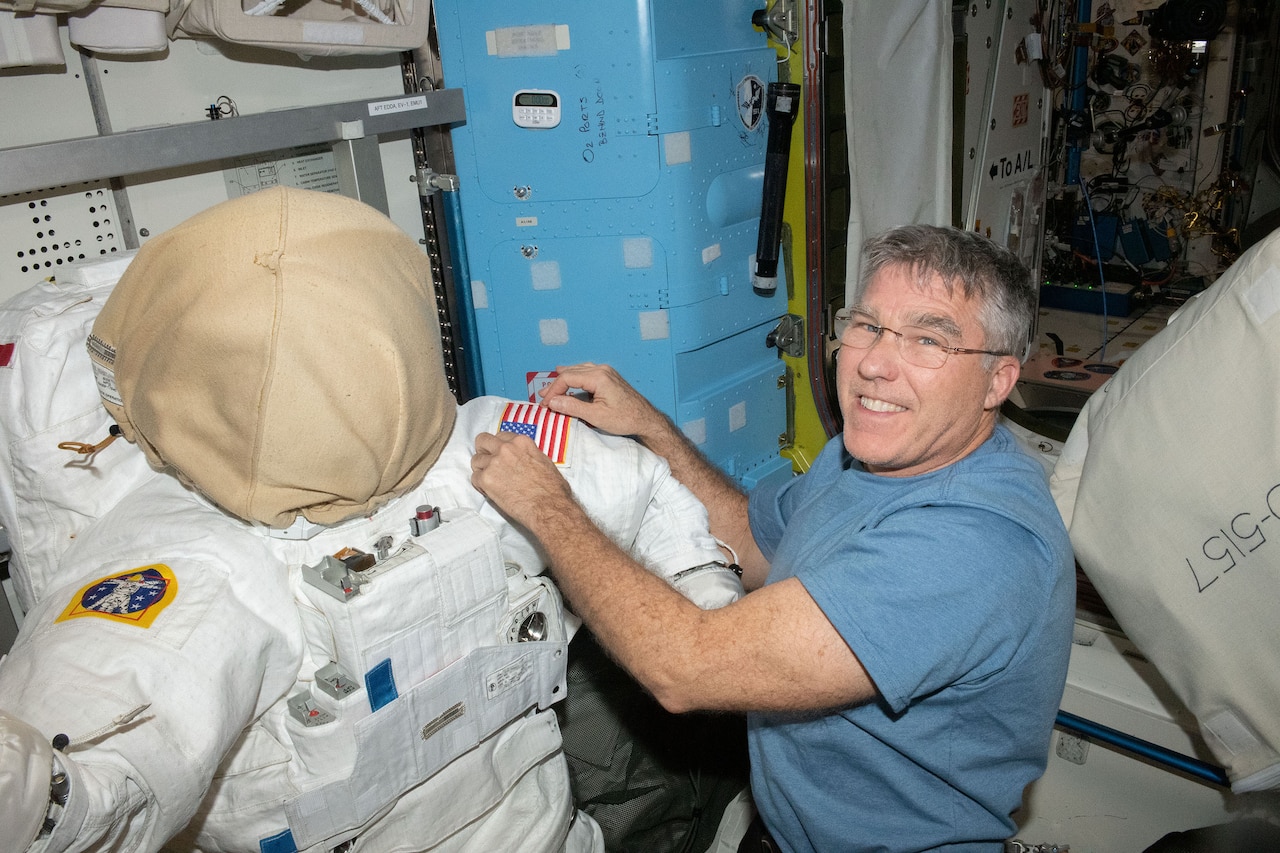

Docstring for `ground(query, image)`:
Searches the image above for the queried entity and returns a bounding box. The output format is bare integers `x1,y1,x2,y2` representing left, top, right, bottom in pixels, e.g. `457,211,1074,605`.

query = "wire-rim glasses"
834,308,1013,370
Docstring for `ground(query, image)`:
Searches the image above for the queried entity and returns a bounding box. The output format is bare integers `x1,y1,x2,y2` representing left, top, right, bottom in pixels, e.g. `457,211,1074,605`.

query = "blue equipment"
435,0,793,488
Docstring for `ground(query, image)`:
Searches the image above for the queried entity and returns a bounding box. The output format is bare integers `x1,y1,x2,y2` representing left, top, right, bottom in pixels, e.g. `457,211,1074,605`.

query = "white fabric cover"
0,0,426,56
1050,227,1280,792
0,473,589,852
0,10,62,67
843,0,952,299
0,0,167,16
0,0,92,14
68,5,167,53
168,0,430,57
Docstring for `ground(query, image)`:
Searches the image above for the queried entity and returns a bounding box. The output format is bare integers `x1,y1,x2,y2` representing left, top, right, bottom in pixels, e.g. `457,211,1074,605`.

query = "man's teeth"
860,396,906,413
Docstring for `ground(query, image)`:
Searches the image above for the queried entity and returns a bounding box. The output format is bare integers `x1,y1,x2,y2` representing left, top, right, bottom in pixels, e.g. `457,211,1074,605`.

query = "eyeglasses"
834,308,1013,370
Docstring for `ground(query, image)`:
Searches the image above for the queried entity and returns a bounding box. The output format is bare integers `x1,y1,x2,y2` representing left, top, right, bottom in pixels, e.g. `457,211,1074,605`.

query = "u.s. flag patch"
499,402,572,466
57,564,178,628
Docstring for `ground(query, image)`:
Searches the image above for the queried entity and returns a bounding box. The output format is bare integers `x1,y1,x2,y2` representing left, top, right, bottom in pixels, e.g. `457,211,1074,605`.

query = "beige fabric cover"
2,0,167,60
1051,227,1280,792
89,186,456,529
68,5,168,53
1,0,425,56
169,0,430,57
0,10,62,67
0,0,167,16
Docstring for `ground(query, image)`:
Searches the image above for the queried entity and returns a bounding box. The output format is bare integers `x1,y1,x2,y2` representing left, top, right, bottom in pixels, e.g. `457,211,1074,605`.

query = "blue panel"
365,658,398,712
673,320,786,482
651,0,765,58
435,0,660,204
1071,212,1118,260
476,234,679,404
1118,220,1151,265
259,830,298,853
739,455,795,492
706,165,766,228
437,0,788,483
1142,219,1173,261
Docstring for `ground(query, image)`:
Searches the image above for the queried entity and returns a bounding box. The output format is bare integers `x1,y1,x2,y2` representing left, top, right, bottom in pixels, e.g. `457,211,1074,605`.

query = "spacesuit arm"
0,547,301,853
554,414,744,609
541,364,768,583
0,711,56,853
627,461,745,610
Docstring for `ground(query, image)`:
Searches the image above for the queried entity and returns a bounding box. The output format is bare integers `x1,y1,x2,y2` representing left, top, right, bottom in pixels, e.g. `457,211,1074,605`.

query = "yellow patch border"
496,401,573,467
57,564,179,628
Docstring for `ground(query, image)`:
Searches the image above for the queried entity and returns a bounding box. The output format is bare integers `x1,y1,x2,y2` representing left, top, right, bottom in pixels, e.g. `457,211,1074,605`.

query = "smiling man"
470,224,1076,853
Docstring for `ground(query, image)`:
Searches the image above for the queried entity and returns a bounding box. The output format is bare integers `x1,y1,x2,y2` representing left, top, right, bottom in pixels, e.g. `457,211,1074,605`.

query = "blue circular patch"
79,567,170,615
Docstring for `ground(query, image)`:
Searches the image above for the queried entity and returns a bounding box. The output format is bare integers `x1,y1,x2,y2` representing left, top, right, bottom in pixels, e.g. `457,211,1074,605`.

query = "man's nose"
855,331,902,377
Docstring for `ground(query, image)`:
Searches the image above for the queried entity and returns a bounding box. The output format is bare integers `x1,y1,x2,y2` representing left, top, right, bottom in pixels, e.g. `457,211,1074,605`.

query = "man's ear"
984,357,1022,411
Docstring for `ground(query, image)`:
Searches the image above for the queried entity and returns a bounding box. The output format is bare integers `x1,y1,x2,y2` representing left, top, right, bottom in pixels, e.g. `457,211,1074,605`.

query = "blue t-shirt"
746,425,1074,853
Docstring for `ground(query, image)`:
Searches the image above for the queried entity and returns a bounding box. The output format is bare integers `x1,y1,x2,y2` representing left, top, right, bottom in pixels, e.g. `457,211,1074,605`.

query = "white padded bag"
0,251,156,612
169,0,430,57
1051,227,1280,792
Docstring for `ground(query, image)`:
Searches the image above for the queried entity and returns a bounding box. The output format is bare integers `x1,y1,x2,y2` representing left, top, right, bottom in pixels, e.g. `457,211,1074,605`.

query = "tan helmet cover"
88,186,457,528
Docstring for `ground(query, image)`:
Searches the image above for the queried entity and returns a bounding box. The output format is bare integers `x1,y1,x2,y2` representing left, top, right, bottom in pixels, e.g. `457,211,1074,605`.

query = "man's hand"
471,430,576,533
539,363,668,444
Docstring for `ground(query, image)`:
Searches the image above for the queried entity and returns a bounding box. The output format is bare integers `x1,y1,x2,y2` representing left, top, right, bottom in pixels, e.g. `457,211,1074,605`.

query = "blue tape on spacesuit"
366,658,398,712
259,828,297,853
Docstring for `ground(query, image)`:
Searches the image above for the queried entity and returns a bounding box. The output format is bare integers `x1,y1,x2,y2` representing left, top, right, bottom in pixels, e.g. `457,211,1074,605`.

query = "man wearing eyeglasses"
471,224,1075,853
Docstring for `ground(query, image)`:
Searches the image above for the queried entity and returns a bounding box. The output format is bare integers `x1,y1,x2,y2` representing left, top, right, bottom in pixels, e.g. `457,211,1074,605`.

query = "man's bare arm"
470,430,874,713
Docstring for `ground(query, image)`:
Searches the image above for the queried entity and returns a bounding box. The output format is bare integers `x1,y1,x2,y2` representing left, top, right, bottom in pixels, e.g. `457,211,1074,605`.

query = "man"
0,186,742,853
470,224,1076,852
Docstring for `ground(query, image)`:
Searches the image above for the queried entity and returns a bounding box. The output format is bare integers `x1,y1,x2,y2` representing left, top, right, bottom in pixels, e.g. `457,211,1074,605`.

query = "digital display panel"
515,92,557,107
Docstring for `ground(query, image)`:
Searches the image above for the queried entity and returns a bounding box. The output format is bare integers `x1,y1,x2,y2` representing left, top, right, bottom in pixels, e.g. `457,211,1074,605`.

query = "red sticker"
526,370,558,403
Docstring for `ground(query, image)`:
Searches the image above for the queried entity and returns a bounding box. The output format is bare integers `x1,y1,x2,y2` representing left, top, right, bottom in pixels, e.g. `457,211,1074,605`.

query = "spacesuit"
0,186,741,853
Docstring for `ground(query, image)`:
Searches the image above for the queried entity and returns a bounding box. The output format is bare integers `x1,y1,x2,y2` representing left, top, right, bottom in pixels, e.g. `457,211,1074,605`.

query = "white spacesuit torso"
0,396,738,853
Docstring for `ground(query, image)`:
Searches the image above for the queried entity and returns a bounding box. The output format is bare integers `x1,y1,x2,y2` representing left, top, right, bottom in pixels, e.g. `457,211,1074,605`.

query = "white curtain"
843,0,952,302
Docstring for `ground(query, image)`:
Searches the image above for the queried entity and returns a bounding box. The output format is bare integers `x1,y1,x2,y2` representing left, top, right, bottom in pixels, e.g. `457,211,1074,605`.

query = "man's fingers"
543,392,592,419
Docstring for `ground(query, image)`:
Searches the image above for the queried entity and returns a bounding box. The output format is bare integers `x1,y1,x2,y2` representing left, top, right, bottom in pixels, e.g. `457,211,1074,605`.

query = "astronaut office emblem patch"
736,74,765,131
57,564,178,628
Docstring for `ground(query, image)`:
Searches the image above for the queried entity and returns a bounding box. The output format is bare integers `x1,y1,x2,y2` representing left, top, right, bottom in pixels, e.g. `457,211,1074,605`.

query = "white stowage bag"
168,0,431,57
1050,226,1280,793
0,0,168,59
0,0,429,57
0,10,63,68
